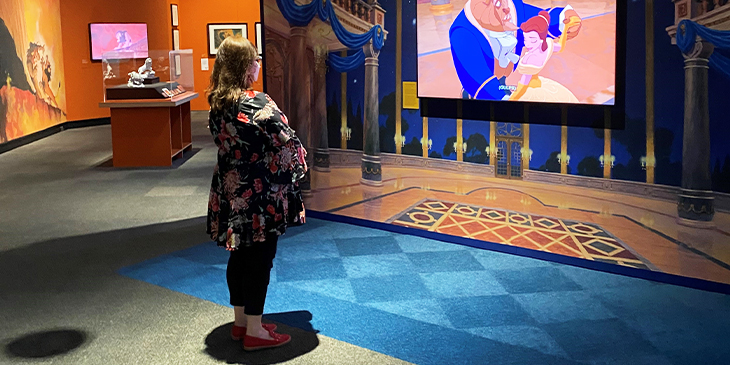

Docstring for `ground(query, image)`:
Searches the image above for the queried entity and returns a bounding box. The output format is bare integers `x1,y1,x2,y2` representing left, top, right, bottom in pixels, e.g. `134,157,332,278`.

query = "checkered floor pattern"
389,199,650,269
120,219,730,365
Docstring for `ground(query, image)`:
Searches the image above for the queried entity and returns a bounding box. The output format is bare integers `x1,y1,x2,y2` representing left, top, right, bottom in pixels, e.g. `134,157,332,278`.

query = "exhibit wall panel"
60,0,171,122
176,0,263,111
0,0,67,144
264,0,730,289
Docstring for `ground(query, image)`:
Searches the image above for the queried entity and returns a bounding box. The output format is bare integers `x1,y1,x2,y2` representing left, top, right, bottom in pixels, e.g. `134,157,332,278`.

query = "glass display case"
102,49,194,101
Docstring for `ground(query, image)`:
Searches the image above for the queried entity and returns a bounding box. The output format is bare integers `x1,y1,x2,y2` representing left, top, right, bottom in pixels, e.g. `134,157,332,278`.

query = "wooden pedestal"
99,92,199,167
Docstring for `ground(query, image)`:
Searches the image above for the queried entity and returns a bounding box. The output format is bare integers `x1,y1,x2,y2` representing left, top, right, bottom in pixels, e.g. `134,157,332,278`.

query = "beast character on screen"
450,0,581,100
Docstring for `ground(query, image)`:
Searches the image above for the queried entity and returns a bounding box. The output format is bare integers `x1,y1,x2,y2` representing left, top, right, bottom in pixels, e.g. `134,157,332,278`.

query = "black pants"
226,235,278,315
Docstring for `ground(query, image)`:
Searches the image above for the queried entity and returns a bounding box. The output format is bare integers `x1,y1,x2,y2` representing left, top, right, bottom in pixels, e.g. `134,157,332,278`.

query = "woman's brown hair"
520,11,551,51
206,36,258,112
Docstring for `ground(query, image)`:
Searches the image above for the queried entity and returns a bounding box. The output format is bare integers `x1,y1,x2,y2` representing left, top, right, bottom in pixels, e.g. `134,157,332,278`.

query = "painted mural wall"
0,0,66,144
320,0,730,188
264,0,730,286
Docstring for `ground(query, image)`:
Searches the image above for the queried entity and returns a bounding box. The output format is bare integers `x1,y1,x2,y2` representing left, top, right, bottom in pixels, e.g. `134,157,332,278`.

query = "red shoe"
231,324,277,341
243,328,291,351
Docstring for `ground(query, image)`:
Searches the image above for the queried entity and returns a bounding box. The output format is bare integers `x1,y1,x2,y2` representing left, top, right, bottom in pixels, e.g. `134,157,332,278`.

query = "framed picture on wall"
255,22,262,55
207,23,247,56
172,29,180,50
171,4,179,27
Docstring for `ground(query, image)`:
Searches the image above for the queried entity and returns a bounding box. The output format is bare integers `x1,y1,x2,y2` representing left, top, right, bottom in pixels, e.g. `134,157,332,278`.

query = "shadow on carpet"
4,329,90,359
204,311,319,364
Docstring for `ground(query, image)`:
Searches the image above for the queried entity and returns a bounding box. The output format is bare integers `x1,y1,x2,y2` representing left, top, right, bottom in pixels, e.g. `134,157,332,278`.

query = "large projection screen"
418,0,616,105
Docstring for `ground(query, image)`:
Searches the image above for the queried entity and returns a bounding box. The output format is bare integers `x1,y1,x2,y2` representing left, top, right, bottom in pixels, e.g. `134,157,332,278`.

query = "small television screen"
418,0,616,106
89,23,149,61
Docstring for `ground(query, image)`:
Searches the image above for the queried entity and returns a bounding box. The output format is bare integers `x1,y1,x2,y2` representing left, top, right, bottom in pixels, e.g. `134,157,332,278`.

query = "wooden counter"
99,92,199,167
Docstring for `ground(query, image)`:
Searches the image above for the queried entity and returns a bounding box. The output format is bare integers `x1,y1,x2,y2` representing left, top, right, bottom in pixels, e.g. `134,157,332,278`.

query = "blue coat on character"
450,0,568,100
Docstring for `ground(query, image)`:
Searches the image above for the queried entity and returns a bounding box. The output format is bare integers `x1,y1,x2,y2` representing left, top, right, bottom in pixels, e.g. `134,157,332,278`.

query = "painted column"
603,108,611,179
289,26,312,193
489,105,496,165
560,106,568,174
645,0,655,184
313,44,330,172
678,39,714,223
289,27,311,149
456,119,464,162
395,0,403,154
341,50,348,149
430,0,454,33
422,117,429,158
361,40,383,186
522,106,530,171
489,121,496,165
523,124,530,171
560,126,568,174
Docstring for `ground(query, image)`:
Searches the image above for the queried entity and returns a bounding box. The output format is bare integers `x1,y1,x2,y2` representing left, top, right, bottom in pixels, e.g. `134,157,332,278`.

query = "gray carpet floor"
0,116,411,365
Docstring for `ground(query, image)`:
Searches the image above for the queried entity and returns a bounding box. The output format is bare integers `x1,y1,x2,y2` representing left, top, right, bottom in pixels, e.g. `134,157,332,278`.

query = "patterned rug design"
389,199,650,270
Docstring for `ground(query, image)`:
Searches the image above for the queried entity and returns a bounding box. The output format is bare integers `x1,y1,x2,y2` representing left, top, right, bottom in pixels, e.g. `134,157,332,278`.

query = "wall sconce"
640,156,656,170
557,153,571,165
485,145,496,158
394,134,406,148
453,142,467,153
340,126,352,141
520,147,533,161
599,154,616,168
421,137,433,151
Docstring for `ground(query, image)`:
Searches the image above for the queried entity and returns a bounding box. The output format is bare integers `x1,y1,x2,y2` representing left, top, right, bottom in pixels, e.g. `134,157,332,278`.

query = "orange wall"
175,0,263,111
60,0,172,121
60,0,262,120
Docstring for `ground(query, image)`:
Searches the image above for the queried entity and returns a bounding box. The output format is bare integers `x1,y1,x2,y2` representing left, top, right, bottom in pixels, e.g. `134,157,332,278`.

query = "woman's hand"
299,204,306,224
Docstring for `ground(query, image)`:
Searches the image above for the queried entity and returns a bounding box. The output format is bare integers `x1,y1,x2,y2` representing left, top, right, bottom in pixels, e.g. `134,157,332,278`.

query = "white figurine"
127,58,155,87
138,58,156,78
103,62,115,80
127,71,144,87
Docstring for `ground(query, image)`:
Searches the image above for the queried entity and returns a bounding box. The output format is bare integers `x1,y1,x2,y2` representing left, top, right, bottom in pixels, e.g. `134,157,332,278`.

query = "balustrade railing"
695,0,729,18
333,0,376,24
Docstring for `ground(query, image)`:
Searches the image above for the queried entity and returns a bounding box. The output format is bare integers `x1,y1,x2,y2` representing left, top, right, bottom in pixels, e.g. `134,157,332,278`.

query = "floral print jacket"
207,90,307,250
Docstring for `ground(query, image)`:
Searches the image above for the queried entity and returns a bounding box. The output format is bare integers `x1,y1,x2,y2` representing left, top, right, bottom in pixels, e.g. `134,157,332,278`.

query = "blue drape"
323,1,385,50
275,0,385,54
275,0,325,27
676,19,730,79
328,50,366,72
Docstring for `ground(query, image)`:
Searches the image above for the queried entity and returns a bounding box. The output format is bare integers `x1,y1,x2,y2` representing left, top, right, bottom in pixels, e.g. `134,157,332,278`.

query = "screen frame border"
88,22,150,63
416,1,627,130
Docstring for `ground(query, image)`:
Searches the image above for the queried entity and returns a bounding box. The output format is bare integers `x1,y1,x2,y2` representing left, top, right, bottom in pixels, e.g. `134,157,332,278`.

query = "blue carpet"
119,218,730,365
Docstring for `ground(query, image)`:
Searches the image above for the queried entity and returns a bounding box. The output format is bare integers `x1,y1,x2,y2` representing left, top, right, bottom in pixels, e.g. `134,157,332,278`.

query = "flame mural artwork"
0,0,67,144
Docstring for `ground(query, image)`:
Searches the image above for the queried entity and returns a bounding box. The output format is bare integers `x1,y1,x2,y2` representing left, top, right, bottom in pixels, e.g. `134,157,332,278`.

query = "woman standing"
206,36,307,351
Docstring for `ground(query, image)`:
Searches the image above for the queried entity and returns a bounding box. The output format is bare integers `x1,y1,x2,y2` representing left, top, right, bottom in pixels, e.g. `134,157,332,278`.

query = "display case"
99,49,198,167
102,49,194,101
